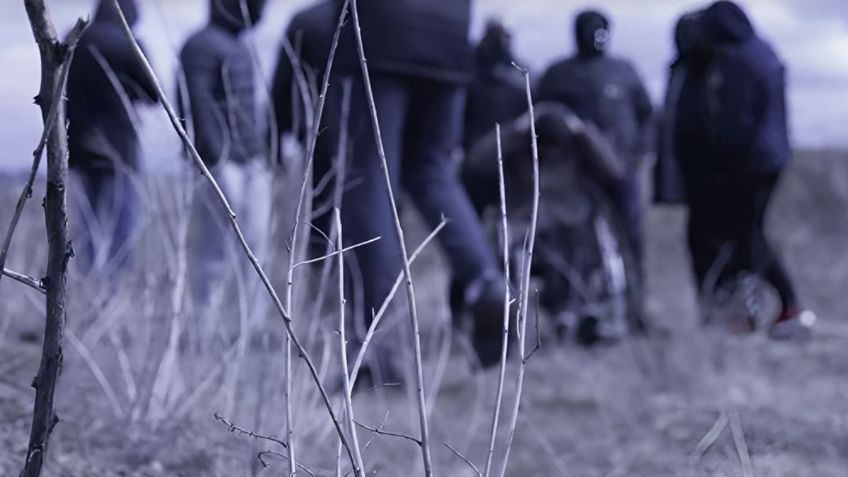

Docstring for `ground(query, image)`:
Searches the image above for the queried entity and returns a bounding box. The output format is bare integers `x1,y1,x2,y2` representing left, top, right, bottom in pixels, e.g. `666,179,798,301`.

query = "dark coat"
701,1,791,173
67,0,157,172
179,0,263,166
464,57,526,151
340,0,472,84
536,55,653,167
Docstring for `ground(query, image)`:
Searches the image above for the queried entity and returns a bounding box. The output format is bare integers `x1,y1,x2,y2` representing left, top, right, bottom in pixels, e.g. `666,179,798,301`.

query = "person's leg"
342,75,408,381
400,80,499,296
746,172,799,310
401,79,504,366
105,169,139,276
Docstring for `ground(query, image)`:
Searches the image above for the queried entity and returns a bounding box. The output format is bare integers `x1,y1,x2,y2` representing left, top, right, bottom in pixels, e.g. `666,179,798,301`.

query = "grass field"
1,150,847,476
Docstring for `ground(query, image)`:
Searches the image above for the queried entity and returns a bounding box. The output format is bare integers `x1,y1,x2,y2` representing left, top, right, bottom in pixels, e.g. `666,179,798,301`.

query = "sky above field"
0,0,847,171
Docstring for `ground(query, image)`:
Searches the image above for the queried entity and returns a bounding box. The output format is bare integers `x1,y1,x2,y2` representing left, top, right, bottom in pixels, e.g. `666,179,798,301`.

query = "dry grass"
0,150,847,476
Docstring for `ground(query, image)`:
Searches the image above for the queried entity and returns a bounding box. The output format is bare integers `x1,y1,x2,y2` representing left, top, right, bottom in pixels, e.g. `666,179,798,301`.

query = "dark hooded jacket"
339,0,472,84
536,14,653,167
699,1,791,173
67,0,157,172
463,22,527,151
179,0,266,166
655,11,705,203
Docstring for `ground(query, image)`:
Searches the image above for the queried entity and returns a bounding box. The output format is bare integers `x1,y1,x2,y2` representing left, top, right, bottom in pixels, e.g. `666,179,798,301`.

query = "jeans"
71,169,139,277
342,74,499,372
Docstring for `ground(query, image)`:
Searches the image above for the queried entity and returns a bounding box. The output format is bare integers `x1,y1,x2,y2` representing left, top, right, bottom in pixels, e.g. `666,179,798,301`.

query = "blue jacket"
702,1,791,173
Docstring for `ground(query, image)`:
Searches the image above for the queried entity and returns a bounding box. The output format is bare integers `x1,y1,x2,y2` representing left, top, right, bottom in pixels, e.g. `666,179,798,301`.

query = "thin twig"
348,1,434,473
484,124,512,477
729,409,754,477
498,64,542,477
335,209,366,477
354,420,421,446
362,411,391,450
524,291,542,363
349,219,447,385
690,410,729,464
445,442,483,477
293,237,381,269
256,450,318,477
214,412,288,449
1,268,45,294
107,0,356,467
281,2,351,471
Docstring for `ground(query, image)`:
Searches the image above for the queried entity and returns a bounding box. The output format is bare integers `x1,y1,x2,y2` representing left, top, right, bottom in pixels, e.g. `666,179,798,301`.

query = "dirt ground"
1,150,847,476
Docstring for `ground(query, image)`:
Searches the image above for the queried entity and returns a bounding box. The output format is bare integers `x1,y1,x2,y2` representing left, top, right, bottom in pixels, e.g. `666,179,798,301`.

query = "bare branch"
2,268,45,294
484,124,513,477
19,4,88,475
729,409,754,477
445,442,483,477
690,410,729,464
335,209,366,476
214,412,288,449
354,420,421,446
498,64,542,477
293,236,381,270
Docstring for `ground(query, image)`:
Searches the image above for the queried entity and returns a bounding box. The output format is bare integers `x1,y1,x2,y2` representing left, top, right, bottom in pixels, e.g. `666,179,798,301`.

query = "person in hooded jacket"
692,1,814,338
180,0,268,300
67,0,158,276
537,10,653,264
461,19,528,216
338,0,505,377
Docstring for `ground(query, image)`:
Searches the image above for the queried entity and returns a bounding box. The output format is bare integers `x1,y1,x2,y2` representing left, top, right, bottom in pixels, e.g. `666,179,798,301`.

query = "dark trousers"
687,170,797,310
343,74,499,331
72,168,138,277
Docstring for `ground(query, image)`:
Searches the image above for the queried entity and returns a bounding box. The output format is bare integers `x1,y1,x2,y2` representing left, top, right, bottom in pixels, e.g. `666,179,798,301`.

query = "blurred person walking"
681,1,813,338
67,0,158,277
339,0,506,380
537,10,653,263
180,0,268,301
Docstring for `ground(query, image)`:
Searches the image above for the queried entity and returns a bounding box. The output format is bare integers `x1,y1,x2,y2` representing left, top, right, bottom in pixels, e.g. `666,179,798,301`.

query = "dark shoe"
468,278,512,369
769,308,815,340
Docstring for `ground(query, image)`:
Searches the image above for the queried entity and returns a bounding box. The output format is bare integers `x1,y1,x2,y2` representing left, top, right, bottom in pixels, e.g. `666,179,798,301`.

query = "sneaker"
768,308,816,340
467,277,512,369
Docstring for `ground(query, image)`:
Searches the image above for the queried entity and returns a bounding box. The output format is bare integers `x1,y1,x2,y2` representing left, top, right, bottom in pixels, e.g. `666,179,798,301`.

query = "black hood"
702,1,755,45
476,19,514,69
210,0,266,32
94,0,139,27
675,11,704,57
574,10,610,58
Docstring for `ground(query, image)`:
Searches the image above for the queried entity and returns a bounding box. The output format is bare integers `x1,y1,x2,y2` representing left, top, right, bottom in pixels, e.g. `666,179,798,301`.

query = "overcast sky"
1,0,846,171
